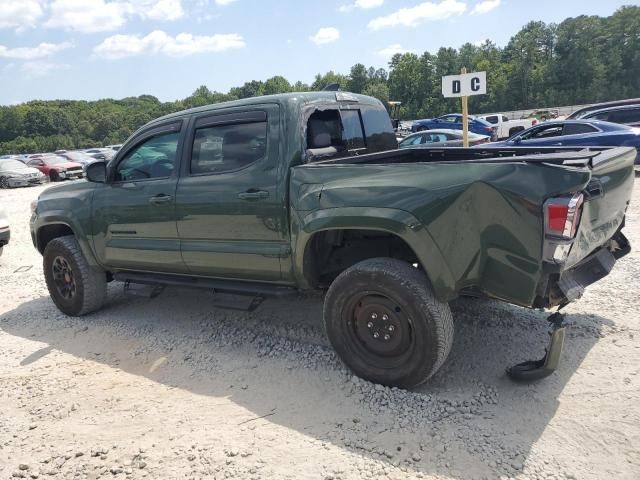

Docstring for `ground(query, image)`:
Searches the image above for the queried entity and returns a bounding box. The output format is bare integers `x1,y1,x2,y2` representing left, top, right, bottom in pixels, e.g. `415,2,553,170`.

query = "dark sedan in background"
487,119,640,169
411,114,498,141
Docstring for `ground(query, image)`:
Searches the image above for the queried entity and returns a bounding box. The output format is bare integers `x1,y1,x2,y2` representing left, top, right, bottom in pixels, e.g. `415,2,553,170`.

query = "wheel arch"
35,219,101,269
292,207,457,302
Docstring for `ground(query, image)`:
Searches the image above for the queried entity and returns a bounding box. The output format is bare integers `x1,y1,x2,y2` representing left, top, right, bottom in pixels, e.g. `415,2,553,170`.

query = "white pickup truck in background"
476,114,538,140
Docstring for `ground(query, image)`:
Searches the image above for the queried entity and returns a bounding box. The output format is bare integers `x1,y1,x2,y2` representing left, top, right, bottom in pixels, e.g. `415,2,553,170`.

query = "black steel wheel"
43,235,106,316
324,257,454,388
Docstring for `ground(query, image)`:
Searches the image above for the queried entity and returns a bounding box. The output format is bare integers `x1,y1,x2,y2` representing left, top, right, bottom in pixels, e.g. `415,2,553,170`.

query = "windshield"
0,160,27,170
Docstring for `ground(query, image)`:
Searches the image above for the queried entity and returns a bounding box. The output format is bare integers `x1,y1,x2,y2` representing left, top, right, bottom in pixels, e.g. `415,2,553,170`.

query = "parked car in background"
578,105,640,128
84,148,116,161
26,155,84,181
0,207,8,257
476,113,537,139
411,114,497,141
106,144,123,152
59,151,100,170
487,120,640,170
568,98,640,120
399,129,489,148
0,159,47,188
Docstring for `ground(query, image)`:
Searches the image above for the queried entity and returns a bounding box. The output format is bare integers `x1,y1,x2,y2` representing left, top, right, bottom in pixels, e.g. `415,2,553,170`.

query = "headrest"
308,119,332,148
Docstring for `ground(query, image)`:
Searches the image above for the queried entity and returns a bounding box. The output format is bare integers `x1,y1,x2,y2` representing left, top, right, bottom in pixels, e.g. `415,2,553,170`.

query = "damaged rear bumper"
535,230,631,308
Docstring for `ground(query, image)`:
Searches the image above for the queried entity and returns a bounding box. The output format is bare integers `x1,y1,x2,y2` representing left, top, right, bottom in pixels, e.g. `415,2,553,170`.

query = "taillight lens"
532,119,538,126
544,193,584,239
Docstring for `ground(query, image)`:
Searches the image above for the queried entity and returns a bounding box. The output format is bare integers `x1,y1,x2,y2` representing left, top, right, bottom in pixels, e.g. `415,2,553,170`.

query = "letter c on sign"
471,77,480,92
452,80,461,94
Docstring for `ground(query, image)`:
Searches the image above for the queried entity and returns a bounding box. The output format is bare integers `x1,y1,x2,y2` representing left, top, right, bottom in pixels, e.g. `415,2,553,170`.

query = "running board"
113,271,296,298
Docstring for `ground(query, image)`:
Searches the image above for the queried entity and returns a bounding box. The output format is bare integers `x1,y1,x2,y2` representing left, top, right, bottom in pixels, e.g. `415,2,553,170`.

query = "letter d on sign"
452,80,461,94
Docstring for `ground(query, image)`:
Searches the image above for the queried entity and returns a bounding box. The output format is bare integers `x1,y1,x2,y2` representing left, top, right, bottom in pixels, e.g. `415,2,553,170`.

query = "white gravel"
0,180,639,480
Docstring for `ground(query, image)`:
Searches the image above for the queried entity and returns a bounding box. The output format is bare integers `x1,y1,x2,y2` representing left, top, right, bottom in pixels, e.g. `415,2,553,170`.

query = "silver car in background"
0,159,47,188
398,129,490,148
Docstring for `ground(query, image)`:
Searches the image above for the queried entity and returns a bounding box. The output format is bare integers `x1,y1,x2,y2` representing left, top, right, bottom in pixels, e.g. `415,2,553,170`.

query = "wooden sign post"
441,69,487,147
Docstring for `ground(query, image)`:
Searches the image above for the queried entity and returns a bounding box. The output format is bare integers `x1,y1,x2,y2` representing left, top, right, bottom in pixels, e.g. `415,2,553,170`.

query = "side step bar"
113,271,296,298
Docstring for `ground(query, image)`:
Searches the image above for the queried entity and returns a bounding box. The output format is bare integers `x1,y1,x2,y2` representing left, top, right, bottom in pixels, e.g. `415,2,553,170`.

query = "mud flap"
507,312,566,382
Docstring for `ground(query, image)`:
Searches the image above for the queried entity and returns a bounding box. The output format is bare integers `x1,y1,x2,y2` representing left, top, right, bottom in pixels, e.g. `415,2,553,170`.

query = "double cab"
30,92,634,388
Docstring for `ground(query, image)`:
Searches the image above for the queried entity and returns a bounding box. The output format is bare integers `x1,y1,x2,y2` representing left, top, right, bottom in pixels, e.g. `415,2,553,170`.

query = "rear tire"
324,258,454,388
43,235,106,316
0,176,9,189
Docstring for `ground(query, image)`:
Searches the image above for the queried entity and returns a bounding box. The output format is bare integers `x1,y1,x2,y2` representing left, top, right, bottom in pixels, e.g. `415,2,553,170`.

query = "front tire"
324,258,454,388
43,235,106,316
0,176,9,189
49,170,59,182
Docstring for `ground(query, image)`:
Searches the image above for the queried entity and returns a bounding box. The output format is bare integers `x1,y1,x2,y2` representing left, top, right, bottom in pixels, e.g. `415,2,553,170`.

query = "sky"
0,0,636,105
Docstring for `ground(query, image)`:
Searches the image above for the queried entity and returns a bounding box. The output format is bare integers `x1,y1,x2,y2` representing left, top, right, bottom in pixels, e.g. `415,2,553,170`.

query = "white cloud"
0,0,44,31
139,0,184,20
339,0,384,12
309,27,340,45
471,0,500,15
21,61,70,78
45,0,133,32
368,0,466,30
378,44,416,58
44,0,184,33
94,30,245,58
215,0,238,5
0,42,73,60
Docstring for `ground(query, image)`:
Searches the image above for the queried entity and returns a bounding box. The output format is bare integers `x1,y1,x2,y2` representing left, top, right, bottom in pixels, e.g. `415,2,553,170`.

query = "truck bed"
311,145,615,167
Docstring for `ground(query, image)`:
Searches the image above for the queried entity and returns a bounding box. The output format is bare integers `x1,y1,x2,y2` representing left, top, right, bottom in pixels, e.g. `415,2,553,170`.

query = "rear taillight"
544,193,584,239
532,119,538,126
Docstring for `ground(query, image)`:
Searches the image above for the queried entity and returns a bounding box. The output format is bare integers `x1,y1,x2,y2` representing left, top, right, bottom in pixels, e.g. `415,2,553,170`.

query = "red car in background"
26,155,84,182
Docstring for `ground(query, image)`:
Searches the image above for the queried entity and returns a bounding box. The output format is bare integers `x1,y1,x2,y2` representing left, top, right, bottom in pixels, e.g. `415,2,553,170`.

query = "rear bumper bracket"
506,312,566,382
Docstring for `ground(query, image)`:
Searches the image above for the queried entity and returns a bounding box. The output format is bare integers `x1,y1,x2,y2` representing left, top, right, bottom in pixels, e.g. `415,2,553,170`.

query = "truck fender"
291,206,457,302
35,212,101,269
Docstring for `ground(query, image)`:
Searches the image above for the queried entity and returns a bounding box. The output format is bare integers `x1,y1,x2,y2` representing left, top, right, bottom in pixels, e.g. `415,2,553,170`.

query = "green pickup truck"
30,92,634,387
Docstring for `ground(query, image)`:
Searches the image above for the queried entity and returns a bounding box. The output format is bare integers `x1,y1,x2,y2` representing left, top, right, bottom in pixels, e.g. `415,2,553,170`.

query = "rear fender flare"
292,207,456,302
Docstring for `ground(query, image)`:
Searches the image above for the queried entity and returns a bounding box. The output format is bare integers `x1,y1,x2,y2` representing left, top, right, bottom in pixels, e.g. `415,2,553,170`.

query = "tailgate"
564,147,635,268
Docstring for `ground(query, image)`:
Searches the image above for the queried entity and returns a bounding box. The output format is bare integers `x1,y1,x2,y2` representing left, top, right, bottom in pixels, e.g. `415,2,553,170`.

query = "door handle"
238,190,269,200
149,194,173,205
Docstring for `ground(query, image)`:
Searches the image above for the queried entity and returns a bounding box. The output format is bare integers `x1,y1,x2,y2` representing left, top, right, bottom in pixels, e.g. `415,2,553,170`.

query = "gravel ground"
0,180,639,480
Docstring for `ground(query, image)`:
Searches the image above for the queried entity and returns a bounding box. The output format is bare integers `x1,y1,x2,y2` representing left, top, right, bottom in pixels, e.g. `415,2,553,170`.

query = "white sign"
442,71,487,98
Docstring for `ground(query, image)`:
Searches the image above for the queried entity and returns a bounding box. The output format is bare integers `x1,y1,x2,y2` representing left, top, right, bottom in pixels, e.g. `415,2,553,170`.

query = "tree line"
1,5,638,155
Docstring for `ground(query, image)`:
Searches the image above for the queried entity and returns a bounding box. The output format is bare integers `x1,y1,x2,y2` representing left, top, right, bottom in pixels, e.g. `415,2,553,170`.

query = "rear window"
563,123,598,135
485,115,498,124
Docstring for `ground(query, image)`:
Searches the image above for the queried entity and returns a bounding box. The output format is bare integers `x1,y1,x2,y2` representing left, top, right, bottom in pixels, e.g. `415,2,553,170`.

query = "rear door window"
485,115,498,124
340,110,366,151
608,108,640,124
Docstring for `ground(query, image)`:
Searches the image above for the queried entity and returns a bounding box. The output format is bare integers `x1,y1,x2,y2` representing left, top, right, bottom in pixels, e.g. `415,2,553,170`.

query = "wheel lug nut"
367,322,373,328
388,325,395,332
373,332,379,339
384,334,390,341
382,314,389,321
371,313,378,319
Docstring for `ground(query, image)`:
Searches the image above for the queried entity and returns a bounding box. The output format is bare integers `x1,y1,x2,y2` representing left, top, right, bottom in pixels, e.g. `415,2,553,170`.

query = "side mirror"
86,161,107,183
